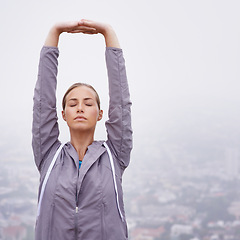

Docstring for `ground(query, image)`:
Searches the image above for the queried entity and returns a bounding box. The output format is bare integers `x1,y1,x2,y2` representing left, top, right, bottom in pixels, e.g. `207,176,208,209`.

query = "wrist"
102,24,114,37
44,25,61,47
102,26,120,48
50,25,63,36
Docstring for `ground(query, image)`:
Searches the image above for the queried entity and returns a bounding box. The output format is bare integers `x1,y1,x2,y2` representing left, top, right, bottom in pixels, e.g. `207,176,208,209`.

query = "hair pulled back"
62,83,101,110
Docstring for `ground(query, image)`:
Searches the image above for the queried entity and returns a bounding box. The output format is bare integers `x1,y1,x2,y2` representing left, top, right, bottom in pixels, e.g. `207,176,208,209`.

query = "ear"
62,110,66,121
97,110,103,121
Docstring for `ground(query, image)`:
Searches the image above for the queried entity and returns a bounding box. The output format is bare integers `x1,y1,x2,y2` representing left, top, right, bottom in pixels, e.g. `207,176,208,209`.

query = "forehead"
66,86,97,100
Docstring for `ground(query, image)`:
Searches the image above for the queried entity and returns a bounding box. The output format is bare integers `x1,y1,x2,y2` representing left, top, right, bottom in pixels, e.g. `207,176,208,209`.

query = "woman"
32,19,132,240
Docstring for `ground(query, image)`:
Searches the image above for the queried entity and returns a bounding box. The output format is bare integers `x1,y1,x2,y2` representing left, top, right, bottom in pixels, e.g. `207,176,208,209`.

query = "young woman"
32,19,132,240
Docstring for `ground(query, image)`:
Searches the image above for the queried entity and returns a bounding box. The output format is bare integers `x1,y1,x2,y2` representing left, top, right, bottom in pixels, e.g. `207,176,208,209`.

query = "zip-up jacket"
32,46,132,240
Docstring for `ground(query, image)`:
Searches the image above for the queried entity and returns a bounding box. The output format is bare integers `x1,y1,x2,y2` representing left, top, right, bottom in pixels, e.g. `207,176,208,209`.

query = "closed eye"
84,99,94,106
68,98,78,107
85,103,92,106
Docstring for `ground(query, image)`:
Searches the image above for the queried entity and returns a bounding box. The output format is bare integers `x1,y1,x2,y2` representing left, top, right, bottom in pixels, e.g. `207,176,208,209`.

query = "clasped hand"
54,19,111,36
45,19,120,48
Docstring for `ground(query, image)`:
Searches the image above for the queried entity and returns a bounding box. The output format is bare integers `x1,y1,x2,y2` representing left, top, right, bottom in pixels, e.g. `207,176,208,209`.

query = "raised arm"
32,45,60,171
76,20,133,169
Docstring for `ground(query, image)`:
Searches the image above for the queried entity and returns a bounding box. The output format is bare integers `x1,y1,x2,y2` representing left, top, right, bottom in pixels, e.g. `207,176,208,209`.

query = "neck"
70,129,94,161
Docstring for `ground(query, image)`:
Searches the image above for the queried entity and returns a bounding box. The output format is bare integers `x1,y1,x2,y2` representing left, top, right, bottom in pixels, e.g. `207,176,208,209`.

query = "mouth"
74,116,87,121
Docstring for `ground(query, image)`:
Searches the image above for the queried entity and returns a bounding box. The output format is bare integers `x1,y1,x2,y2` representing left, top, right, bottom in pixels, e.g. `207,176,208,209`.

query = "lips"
74,116,87,121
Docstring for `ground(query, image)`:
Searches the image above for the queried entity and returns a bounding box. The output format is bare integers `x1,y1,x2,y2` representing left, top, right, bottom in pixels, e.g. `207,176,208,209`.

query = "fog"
0,1,239,158
0,0,240,239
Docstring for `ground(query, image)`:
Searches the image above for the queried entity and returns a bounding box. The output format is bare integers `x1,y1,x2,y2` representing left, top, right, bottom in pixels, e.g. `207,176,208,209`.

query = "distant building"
225,148,240,179
228,201,240,220
171,224,193,238
130,226,165,240
2,225,26,240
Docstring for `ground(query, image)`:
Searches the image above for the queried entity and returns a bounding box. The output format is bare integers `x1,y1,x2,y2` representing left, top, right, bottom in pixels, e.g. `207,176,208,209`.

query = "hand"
44,19,120,48
44,21,97,47
53,21,98,35
69,19,120,48
68,19,112,36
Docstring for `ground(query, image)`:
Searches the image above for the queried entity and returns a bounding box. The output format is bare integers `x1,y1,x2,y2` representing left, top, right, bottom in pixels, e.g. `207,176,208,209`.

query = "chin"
70,125,96,133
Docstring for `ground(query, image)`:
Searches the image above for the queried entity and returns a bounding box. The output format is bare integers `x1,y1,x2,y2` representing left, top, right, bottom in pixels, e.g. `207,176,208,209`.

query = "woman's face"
62,86,103,132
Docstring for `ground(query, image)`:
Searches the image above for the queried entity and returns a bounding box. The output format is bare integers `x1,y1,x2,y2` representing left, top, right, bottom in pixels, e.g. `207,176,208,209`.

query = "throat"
76,147,88,161
70,129,95,160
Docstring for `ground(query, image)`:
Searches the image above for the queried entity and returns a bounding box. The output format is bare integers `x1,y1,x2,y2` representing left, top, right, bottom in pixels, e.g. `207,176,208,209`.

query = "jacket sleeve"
105,47,133,169
32,46,61,171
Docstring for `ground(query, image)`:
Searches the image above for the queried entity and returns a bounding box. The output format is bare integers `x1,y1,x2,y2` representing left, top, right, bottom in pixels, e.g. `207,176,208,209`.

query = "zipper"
74,206,78,239
75,195,79,239
75,167,79,239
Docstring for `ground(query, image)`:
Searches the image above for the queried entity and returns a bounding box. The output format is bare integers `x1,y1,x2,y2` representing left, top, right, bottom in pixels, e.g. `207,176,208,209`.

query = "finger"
79,19,94,28
67,27,96,33
68,29,98,34
81,28,99,34
67,30,82,33
72,25,96,31
82,30,99,35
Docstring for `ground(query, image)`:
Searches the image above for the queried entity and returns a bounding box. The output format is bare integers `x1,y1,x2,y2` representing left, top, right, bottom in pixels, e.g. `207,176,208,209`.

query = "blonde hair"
62,83,101,110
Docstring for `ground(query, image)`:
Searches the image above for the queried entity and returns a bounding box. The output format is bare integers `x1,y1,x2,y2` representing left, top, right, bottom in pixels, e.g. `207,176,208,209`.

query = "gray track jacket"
32,46,132,240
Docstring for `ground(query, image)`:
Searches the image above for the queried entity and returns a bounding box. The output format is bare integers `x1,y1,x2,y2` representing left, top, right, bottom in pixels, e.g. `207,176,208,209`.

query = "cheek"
64,109,74,120
89,109,99,120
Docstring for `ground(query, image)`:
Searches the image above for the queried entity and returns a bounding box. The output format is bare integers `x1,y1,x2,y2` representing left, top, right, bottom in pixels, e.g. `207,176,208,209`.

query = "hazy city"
1,1,240,240
1,103,240,240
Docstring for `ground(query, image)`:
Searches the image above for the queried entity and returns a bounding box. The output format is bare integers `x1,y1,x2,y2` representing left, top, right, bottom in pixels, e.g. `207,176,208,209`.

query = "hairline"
62,83,100,110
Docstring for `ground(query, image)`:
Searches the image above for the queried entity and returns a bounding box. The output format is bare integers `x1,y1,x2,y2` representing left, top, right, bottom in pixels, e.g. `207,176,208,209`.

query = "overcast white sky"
0,0,240,164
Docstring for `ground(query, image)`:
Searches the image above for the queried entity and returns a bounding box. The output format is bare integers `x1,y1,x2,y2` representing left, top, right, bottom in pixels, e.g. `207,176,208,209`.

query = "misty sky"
0,0,239,166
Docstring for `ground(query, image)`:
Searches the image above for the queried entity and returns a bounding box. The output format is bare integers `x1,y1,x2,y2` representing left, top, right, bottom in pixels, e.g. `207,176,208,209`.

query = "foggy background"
0,0,240,239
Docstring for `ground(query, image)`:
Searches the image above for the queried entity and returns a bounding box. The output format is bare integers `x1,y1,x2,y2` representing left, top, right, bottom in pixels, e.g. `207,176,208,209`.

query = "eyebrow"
84,98,94,101
68,98,78,102
68,97,94,102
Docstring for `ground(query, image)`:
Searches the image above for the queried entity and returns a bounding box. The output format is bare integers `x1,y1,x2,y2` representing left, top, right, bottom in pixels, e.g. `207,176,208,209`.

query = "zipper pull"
76,207,78,213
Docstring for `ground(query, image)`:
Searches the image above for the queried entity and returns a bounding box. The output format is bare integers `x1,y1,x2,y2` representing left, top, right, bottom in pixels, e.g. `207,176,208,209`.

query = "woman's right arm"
32,31,61,171
32,22,99,171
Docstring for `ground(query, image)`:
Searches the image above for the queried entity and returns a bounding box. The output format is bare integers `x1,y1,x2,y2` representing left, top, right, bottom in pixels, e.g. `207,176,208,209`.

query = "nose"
77,103,84,113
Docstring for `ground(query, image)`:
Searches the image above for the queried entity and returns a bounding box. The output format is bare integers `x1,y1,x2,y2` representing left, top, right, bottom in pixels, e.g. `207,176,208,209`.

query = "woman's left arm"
77,20,133,169
104,46,133,170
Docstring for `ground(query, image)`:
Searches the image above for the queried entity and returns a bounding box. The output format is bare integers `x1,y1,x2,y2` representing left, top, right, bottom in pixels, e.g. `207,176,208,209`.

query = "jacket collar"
67,141,107,195
66,140,107,172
